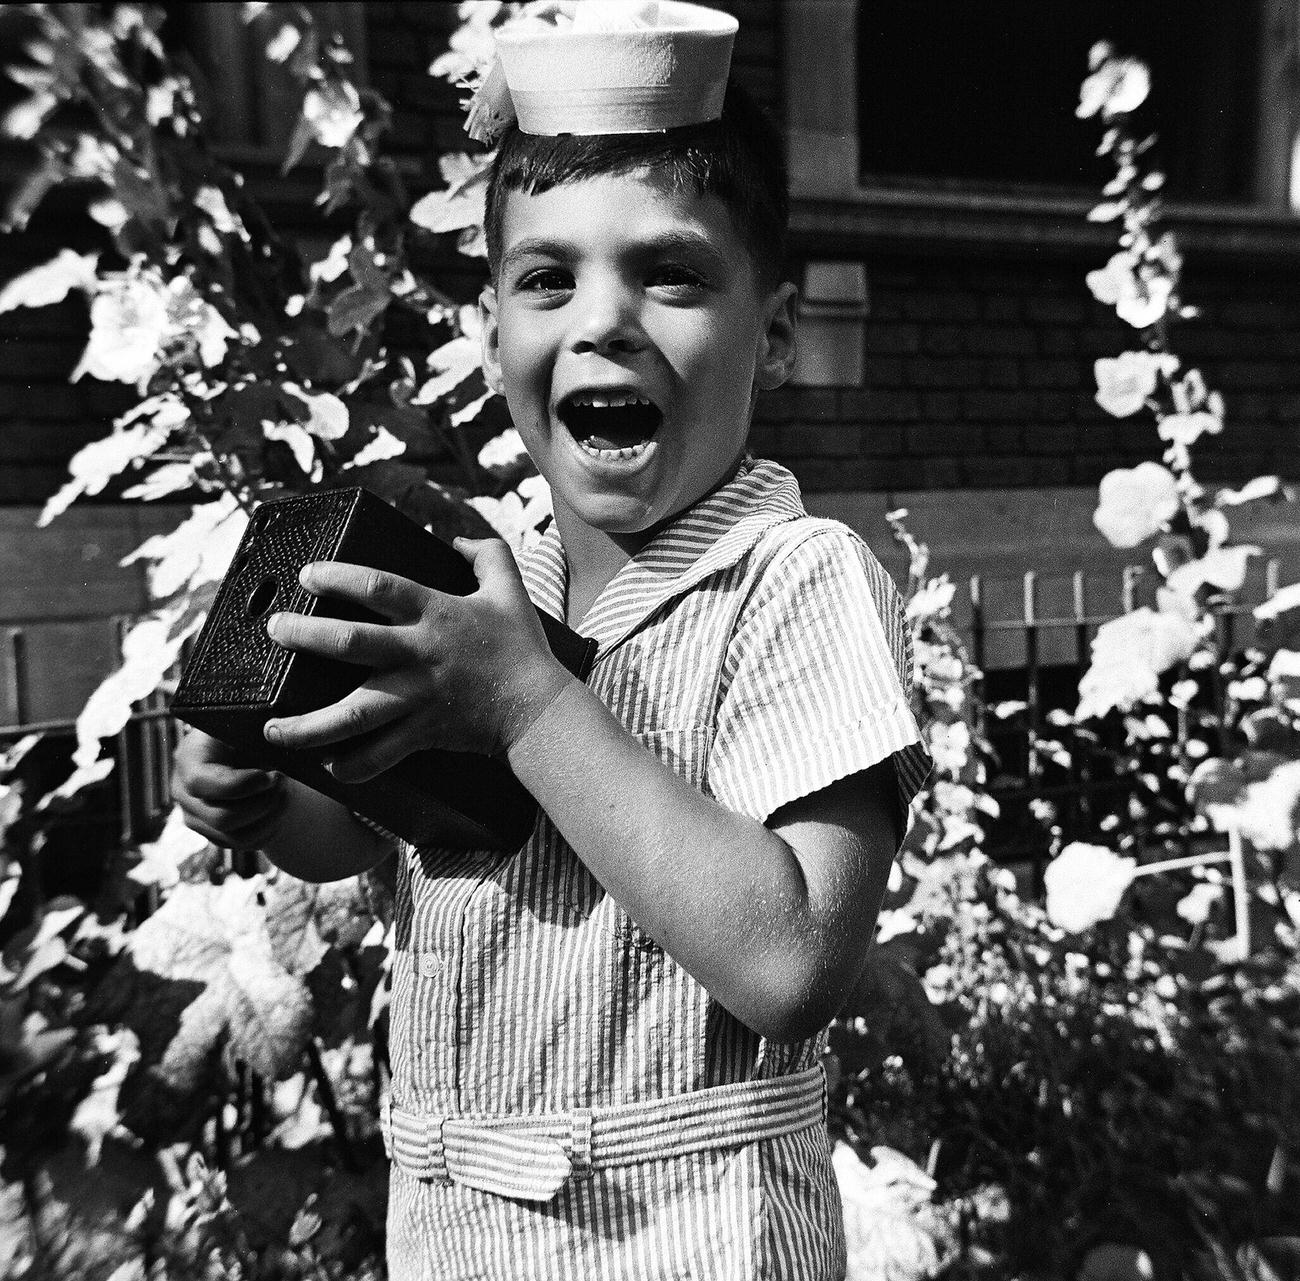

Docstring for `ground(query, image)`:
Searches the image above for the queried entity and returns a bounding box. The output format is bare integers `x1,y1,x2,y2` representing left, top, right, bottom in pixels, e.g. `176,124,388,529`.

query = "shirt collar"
520,457,806,659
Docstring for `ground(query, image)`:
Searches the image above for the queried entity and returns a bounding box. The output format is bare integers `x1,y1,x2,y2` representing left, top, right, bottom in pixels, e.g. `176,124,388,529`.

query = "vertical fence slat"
6,628,28,727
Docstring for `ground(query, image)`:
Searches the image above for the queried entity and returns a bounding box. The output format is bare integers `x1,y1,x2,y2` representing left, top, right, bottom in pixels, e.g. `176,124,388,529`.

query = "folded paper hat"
466,0,739,144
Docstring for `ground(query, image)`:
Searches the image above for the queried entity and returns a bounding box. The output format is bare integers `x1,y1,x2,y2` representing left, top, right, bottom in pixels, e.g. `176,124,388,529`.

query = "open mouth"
558,390,662,458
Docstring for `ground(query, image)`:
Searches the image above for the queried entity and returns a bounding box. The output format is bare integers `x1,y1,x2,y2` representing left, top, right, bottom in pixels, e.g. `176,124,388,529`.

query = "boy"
173,4,928,1277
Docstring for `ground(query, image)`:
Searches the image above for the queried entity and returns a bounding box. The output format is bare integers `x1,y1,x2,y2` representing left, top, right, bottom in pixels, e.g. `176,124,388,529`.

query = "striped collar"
521,457,807,658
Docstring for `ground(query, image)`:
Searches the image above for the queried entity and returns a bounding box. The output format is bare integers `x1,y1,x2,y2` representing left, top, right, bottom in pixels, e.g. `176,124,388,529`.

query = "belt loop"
569,1108,593,1181
431,1116,450,1183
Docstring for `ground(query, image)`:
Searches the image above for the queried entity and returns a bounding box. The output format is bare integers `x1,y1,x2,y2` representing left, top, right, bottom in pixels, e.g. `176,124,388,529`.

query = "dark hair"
483,83,789,289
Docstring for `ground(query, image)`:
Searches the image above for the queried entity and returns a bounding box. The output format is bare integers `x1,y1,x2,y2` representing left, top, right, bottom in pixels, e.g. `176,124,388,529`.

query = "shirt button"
418,953,440,977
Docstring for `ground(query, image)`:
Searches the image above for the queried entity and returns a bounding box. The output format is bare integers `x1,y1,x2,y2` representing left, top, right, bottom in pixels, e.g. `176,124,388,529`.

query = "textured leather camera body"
170,487,595,850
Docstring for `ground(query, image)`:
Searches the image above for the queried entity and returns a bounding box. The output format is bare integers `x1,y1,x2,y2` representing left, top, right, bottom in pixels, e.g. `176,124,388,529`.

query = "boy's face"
480,168,796,547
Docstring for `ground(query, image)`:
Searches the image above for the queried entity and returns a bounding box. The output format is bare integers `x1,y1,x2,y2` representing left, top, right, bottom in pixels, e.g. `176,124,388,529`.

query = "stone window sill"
790,184,1300,264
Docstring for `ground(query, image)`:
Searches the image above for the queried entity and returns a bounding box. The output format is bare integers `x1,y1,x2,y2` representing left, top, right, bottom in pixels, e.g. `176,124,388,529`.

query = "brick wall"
0,2,1295,510
754,248,1300,493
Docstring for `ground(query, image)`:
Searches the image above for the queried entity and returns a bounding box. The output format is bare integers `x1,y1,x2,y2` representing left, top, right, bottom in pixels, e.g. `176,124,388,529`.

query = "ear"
479,285,503,394
755,280,798,391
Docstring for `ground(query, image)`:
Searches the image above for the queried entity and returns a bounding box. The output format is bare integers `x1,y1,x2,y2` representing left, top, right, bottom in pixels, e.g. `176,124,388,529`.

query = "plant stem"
306,1036,359,1172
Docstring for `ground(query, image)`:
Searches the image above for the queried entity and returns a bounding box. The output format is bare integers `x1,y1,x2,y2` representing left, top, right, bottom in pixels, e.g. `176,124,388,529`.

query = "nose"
569,274,645,356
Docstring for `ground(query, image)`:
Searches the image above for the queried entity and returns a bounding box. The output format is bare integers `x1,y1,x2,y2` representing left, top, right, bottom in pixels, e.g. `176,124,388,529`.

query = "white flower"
926,719,970,776
1176,882,1221,926
1094,606,1200,675
265,23,301,62
834,1140,952,1281
1076,658,1158,721
1044,842,1136,932
302,82,363,149
89,197,129,231
1076,606,1199,720
71,269,235,388
73,272,172,387
194,185,241,235
1267,649,1300,680
0,250,100,314
1116,273,1172,330
145,82,177,127
1077,55,1150,120
1094,351,1173,417
167,277,237,368
2,91,58,140
1086,252,1139,308
906,577,956,622
1093,461,1179,548
1158,410,1221,446
1165,546,1261,600
1236,761,1300,852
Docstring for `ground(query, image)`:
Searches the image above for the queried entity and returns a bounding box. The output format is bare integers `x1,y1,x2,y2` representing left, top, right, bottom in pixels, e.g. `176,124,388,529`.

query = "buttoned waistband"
380,1064,827,1203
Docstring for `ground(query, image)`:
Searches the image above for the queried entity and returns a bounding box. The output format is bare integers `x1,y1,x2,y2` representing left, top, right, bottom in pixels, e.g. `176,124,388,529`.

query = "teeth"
575,437,654,460
570,392,651,409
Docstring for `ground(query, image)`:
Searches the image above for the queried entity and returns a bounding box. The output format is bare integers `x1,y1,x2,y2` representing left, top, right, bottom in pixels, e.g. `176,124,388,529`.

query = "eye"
648,263,706,293
516,266,572,294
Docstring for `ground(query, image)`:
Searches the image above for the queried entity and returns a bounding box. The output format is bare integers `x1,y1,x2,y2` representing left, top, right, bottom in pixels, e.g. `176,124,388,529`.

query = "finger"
182,763,282,806
266,611,407,667
320,716,422,784
177,784,286,844
299,561,427,623
454,537,525,599
264,684,407,750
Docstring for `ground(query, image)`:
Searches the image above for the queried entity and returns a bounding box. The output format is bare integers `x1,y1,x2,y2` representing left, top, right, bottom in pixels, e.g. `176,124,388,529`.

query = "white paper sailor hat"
466,0,739,144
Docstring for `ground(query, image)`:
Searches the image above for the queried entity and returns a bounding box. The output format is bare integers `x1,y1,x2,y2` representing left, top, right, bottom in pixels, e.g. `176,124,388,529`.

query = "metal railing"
1,559,1285,877
965,559,1282,880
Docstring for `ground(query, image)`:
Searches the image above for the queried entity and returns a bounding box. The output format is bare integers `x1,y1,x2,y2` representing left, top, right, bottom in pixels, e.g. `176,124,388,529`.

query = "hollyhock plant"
1092,460,1179,547
1043,841,1137,932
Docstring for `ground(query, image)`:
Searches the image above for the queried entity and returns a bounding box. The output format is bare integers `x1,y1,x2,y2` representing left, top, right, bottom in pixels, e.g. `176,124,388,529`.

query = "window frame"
780,0,1300,261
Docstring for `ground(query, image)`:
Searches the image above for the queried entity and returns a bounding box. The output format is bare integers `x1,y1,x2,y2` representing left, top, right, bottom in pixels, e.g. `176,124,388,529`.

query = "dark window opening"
857,0,1262,203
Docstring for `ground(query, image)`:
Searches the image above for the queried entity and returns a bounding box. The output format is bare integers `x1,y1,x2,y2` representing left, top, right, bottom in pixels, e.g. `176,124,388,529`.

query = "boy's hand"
262,537,573,781
173,729,287,848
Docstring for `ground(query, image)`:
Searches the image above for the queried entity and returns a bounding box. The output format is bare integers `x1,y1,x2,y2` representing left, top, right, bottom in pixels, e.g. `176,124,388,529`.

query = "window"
165,3,367,158
855,0,1262,203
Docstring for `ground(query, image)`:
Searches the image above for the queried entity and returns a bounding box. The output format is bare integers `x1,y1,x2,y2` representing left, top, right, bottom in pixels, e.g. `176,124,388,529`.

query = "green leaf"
264,879,329,978
1,151,64,232
280,113,316,176
110,878,312,1118
326,282,390,337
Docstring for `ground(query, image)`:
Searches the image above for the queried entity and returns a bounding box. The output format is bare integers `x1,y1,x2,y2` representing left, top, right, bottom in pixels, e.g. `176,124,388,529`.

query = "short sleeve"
707,526,930,827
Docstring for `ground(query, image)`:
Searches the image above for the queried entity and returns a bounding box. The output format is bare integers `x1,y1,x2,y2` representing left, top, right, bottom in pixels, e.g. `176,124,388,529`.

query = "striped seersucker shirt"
384,458,929,1281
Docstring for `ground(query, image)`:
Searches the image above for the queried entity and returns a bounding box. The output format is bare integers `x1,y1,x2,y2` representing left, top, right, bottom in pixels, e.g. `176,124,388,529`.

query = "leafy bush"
0,4,528,1275
828,44,1300,1281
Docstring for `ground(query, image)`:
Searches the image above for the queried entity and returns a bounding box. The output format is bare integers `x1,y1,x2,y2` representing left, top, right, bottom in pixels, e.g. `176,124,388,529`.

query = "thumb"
454,536,524,595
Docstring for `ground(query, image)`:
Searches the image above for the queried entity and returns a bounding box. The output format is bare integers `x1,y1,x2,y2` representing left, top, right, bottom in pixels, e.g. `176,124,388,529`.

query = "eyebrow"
499,229,732,279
